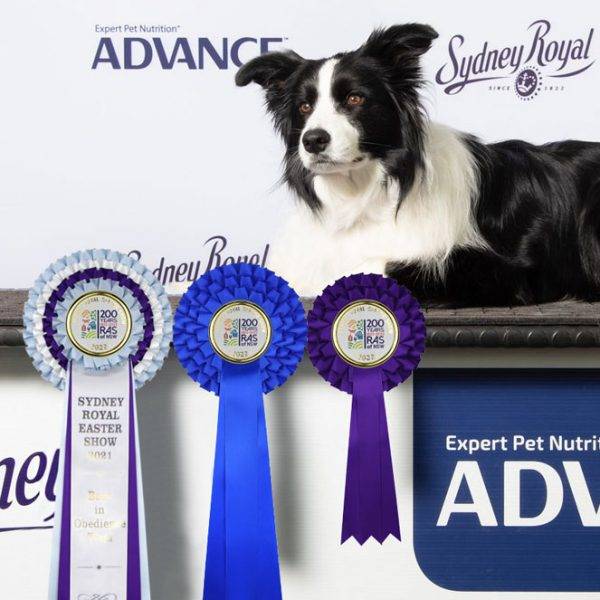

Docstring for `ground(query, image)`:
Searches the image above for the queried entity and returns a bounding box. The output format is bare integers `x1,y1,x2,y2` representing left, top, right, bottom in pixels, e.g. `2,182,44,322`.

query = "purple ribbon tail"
57,363,72,599
341,368,400,545
127,360,142,600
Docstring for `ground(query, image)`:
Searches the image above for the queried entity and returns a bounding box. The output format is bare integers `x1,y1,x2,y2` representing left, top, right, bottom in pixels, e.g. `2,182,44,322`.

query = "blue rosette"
174,263,307,600
175,262,307,393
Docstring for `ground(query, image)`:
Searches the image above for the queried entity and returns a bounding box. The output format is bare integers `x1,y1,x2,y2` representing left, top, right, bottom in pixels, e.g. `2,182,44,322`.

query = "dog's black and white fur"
236,24,600,306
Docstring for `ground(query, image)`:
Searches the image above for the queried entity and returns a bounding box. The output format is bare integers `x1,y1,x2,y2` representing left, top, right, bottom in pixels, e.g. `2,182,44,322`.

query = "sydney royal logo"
514,66,543,101
435,19,595,101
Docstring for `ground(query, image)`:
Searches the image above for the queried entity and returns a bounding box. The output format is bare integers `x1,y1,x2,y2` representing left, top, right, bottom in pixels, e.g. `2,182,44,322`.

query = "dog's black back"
389,139,600,306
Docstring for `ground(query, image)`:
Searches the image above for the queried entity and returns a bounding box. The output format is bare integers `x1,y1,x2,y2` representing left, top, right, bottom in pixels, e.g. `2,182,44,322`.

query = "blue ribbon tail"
204,361,282,600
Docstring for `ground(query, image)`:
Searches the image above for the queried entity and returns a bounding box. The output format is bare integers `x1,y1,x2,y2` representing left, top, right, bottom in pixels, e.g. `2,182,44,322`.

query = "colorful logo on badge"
222,318,238,346
346,319,363,349
80,309,96,339
80,308,118,340
346,318,384,350
66,291,132,357
222,317,258,347
209,301,271,363
333,300,399,368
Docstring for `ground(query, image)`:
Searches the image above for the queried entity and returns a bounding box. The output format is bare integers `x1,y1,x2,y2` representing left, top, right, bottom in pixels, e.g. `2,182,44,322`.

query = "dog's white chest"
268,124,486,298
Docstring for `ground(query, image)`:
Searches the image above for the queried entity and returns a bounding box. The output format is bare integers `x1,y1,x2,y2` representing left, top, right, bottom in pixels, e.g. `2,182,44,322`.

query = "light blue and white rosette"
23,249,172,600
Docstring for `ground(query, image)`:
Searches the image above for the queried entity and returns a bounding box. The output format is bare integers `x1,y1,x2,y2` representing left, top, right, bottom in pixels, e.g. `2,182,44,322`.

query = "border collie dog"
236,24,600,306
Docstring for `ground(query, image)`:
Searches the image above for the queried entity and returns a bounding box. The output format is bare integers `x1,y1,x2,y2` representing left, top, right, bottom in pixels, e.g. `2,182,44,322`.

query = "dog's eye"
346,93,365,107
299,102,313,115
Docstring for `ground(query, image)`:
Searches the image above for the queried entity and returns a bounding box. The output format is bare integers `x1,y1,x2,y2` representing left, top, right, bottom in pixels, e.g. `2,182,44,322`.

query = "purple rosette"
308,273,425,544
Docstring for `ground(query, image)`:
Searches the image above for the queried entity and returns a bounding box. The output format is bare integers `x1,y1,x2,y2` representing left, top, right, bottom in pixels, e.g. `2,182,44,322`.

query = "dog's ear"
235,51,304,90
361,24,438,65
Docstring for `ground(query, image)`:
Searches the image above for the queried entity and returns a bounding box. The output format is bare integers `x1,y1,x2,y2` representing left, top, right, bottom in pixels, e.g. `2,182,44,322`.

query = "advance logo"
91,26,284,70
414,369,600,591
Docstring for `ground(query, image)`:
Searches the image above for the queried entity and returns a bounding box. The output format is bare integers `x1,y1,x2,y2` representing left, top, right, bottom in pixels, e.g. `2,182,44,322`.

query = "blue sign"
414,369,600,591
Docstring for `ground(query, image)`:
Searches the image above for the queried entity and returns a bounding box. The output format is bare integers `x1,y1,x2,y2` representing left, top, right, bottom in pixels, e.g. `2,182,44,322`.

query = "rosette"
23,249,172,600
23,248,171,389
174,263,306,600
307,274,425,544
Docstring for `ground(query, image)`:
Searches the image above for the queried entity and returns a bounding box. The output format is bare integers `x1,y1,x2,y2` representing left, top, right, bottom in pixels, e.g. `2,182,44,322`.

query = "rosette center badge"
209,300,272,363
332,300,399,367
66,291,133,357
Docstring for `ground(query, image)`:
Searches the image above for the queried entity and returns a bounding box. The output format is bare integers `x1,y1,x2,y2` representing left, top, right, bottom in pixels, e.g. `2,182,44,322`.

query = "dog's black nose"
302,128,331,154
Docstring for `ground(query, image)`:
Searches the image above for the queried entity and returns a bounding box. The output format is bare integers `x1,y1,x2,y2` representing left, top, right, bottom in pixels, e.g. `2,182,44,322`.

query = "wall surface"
2,346,600,599
1,0,599,290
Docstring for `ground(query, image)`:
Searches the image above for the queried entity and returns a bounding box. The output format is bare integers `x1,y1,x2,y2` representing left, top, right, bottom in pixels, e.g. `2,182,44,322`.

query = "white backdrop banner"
1,0,598,292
